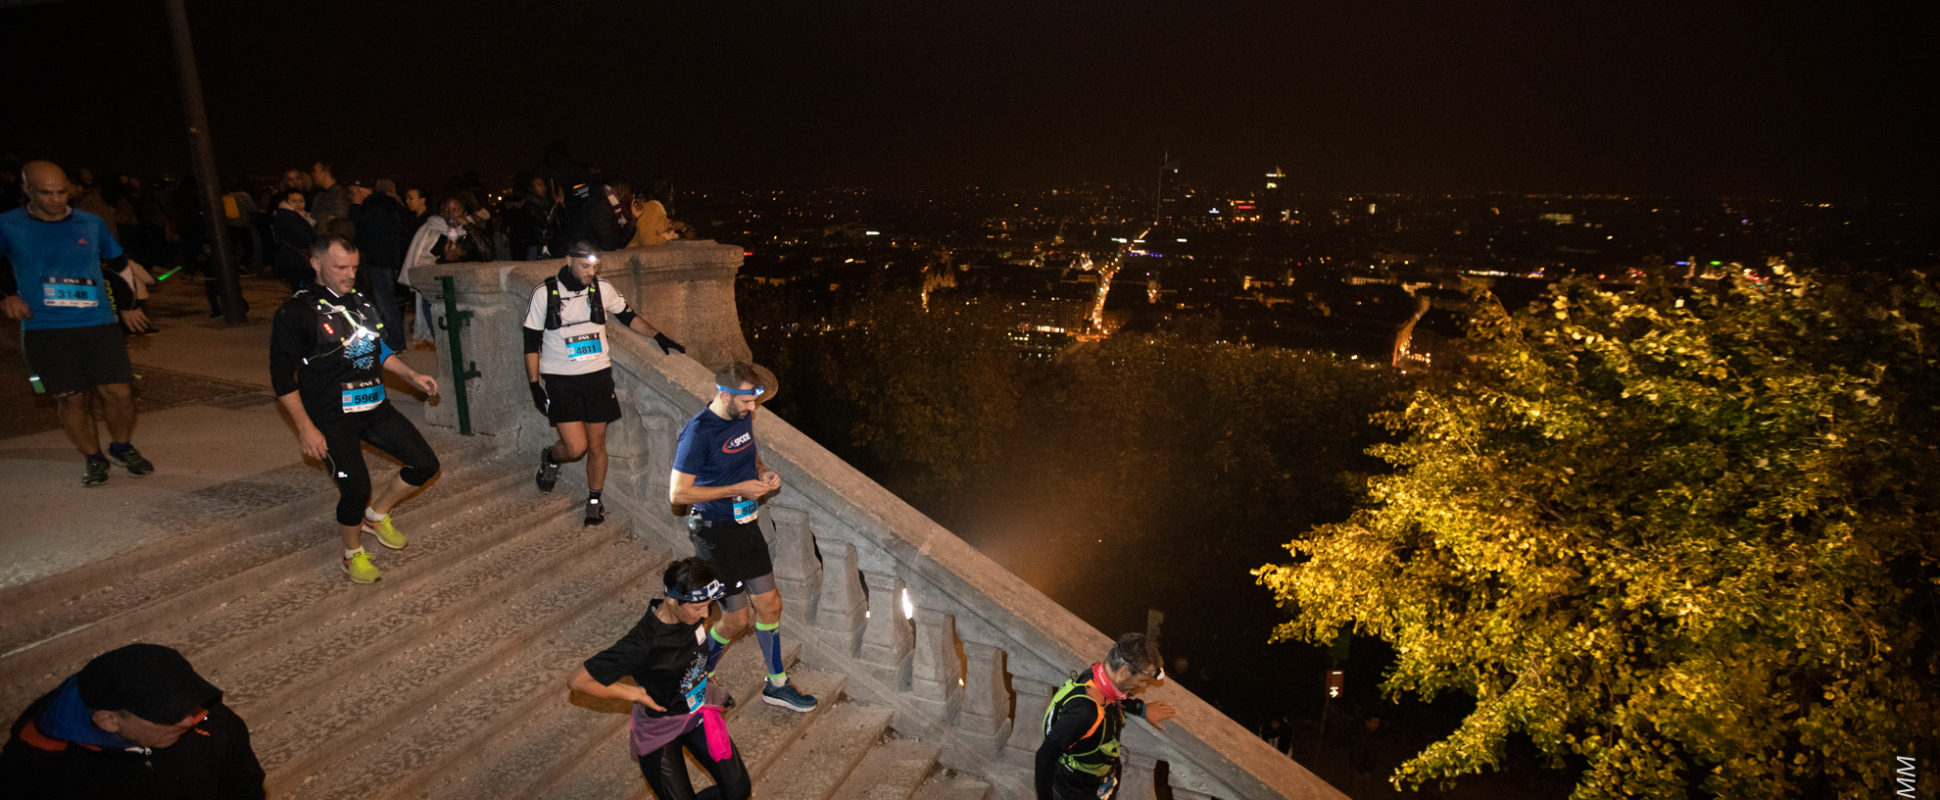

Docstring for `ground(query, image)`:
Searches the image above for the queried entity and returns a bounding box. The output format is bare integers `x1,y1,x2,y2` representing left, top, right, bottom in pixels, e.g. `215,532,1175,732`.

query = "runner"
1037,633,1177,800
567,558,750,800
525,239,684,524
670,362,818,712
270,234,440,583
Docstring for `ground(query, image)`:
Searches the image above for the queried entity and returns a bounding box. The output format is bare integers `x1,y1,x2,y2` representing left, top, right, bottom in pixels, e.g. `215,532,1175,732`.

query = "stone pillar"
956,641,1012,754
1116,753,1161,800
599,242,751,368
602,397,660,502
910,607,963,728
859,569,913,690
812,539,864,656
766,506,821,618
1005,675,1056,766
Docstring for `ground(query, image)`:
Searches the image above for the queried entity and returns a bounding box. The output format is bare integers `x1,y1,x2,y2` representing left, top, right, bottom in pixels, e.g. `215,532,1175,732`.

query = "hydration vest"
1042,674,1123,777
300,288,385,365
543,275,604,330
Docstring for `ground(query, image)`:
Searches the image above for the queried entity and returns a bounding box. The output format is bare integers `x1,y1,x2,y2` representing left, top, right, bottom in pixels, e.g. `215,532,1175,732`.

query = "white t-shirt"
523,277,633,376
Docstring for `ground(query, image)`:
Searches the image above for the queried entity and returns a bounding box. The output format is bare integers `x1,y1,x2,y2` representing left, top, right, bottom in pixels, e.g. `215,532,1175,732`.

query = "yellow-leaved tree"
1258,272,1939,798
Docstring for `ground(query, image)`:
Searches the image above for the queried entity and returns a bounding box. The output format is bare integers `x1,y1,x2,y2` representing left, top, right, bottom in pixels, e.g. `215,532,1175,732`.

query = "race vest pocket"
565,332,603,361
732,497,759,525
341,379,384,413
42,277,103,309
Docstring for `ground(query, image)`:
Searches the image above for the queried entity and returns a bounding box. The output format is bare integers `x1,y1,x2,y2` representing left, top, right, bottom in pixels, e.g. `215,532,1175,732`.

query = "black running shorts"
689,517,774,595
543,368,622,425
21,324,133,396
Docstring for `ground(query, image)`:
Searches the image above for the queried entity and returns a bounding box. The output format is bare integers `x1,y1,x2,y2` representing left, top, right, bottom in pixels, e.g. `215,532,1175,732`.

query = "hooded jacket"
0,678,265,800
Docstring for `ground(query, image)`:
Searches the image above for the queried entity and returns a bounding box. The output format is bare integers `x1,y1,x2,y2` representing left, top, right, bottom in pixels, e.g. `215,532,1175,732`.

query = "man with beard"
270,235,440,583
670,362,817,712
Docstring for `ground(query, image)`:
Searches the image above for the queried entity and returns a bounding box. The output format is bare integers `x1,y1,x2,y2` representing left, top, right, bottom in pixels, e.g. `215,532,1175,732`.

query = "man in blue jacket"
0,160,156,487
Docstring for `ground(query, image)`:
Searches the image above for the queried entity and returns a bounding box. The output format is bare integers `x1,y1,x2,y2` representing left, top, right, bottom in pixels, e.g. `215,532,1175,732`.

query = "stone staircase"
0,433,987,800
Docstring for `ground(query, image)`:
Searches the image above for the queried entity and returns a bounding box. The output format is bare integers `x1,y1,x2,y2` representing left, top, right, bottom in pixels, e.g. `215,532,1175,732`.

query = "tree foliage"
1257,272,1940,798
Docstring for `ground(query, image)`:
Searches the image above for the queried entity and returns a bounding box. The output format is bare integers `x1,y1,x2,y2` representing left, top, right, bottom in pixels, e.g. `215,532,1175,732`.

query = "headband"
716,384,766,397
667,579,727,604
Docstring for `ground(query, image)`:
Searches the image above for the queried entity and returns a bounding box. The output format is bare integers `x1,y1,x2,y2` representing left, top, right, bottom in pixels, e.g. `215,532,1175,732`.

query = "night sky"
5,0,1937,197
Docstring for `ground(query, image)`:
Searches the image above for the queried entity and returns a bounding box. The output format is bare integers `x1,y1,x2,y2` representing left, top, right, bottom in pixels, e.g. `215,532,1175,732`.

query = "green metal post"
437,275,482,435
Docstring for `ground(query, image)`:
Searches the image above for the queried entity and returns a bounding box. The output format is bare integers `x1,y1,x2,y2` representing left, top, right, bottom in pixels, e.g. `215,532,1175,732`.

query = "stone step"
675,665,849,799
272,542,670,800
420,632,803,800
754,700,895,800
253,536,667,797
528,639,816,800
0,427,500,647
912,772,994,800
830,737,944,800
209,496,609,726
0,457,528,715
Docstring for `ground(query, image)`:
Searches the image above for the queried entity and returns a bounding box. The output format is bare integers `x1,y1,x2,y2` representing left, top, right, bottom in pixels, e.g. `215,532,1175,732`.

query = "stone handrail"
409,245,1346,800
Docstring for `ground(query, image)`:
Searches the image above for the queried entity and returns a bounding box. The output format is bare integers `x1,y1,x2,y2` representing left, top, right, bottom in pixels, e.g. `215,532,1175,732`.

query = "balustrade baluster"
858,569,913,689
910,607,964,728
957,640,1011,751
811,539,865,654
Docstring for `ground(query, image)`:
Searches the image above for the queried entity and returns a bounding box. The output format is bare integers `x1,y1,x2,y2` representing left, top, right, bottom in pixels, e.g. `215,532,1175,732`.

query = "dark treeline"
740,284,1408,734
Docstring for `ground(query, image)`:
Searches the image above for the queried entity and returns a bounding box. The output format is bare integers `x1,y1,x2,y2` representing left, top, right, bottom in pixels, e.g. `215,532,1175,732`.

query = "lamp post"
162,0,247,323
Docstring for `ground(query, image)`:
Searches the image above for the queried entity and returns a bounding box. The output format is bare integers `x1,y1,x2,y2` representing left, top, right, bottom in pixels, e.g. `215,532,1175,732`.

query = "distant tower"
1157,153,1183,225
1264,166,1289,222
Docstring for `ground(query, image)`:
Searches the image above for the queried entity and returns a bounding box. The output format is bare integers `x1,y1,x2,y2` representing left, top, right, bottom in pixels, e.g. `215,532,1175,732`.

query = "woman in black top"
568,558,750,800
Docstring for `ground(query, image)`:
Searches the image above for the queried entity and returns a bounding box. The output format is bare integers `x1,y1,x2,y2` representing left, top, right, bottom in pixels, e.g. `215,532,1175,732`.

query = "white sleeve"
599,279,631,315
522,285,548,330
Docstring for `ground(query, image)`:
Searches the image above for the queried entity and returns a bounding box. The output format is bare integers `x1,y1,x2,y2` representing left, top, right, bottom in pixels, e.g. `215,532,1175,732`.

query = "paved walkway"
0,272,446,591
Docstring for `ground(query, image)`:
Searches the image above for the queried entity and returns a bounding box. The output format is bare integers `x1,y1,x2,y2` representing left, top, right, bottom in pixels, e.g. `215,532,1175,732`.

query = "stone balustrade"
409,246,1347,800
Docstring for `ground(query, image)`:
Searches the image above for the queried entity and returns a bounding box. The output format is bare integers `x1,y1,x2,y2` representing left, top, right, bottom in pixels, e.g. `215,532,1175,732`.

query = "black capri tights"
320,404,440,526
637,722,750,800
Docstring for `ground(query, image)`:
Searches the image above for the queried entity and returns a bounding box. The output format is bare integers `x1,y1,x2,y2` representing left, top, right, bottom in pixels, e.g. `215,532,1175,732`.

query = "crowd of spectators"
0,142,692,331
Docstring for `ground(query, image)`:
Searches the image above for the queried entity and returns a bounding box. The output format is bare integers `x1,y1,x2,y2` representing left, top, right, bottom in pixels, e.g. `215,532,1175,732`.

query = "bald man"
0,160,156,487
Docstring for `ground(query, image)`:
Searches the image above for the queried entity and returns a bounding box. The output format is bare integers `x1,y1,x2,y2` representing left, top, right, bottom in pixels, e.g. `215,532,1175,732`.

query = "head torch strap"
716,384,766,397
668,579,727,604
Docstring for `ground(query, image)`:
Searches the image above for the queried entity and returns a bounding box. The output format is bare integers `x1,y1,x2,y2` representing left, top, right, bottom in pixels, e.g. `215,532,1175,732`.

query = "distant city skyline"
4,0,1937,198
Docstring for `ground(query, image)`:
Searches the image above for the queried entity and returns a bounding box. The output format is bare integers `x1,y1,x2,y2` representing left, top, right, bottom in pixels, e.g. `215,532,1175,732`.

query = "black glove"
653,332,686,355
529,381,549,415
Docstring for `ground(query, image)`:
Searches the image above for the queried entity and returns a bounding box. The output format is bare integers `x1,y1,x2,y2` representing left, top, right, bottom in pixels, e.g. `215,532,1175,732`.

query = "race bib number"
42,277,103,309
341,379,384,413
565,332,603,361
684,674,709,712
732,497,760,525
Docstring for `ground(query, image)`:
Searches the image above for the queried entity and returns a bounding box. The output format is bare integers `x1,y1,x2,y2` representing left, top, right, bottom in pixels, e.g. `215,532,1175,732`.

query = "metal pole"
438,275,481,435
162,0,247,324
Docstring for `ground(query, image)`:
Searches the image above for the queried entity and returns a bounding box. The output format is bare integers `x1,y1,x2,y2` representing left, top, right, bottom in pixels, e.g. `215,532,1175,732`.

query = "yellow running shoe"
362,514,407,550
342,550,380,584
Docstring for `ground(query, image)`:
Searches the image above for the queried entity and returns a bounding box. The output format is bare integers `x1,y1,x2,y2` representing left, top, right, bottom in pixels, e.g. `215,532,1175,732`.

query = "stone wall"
408,246,1347,800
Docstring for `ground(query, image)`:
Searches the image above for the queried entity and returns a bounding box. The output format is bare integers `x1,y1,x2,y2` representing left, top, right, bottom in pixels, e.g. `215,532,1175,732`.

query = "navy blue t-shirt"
672,407,758,520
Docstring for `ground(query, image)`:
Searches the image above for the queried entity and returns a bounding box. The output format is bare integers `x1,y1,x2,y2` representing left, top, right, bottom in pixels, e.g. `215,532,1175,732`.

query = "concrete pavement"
0,271,446,591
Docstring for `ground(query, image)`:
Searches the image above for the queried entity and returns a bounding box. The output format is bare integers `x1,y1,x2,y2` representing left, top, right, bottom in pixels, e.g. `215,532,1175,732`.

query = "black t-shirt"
583,600,709,718
269,286,394,429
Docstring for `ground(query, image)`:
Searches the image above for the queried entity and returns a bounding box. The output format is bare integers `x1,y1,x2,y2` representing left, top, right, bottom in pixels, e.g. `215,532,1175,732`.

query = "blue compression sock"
755,621,785,684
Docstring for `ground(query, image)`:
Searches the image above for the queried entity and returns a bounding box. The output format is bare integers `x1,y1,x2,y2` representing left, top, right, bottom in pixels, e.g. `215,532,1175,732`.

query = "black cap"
77,644,222,724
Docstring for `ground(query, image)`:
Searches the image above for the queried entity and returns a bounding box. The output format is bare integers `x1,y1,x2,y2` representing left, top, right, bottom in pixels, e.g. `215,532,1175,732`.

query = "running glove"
653,332,686,355
529,381,549,415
